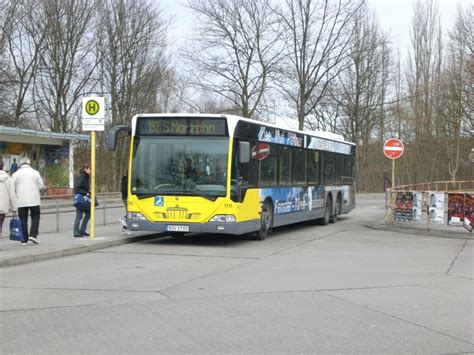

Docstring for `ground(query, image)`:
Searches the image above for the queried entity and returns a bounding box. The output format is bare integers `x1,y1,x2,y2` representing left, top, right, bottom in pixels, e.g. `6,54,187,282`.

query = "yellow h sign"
82,96,104,120
86,100,100,115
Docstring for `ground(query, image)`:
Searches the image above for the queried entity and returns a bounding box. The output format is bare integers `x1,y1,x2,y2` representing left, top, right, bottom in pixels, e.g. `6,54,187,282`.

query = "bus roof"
133,113,355,146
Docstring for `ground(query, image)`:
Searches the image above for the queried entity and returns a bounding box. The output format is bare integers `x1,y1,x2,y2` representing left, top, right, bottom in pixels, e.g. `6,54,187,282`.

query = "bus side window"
278,145,291,186
292,148,306,185
232,140,256,187
259,146,277,186
324,152,335,185
335,153,344,185
307,150,320,185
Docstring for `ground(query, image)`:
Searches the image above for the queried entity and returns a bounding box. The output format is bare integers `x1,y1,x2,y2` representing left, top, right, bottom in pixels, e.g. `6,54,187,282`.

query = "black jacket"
74,171,90,196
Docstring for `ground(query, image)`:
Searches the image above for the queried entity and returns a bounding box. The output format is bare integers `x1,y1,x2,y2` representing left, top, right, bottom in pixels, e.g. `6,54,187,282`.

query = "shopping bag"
10,215,24,242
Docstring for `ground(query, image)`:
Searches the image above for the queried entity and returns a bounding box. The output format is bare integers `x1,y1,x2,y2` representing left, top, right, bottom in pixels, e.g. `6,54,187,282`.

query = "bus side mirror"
238,141,250,164
107,125,131,151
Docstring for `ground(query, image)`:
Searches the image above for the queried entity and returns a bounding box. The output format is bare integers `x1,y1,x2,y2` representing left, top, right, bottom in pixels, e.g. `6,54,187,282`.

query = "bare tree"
0,0,45,127
97,0,168,124
447,3,473,140
437,3,473,181
0,0,14,124
274,0,363,130
328,5,392,190
33,0,97,132
184,0,282,118
404,0,442,183
333,6,391,145
96,0,169,188
406,0,442,140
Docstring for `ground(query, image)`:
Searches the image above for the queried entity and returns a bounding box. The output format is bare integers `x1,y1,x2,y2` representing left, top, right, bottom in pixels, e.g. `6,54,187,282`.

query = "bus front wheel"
254,201,273,240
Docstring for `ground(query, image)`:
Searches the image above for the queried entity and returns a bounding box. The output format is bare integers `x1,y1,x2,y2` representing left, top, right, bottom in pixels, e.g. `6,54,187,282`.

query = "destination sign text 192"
137,117,227,136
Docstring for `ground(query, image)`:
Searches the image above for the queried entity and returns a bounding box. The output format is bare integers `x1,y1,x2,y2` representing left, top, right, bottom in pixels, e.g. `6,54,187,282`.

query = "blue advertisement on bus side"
260,186,325,215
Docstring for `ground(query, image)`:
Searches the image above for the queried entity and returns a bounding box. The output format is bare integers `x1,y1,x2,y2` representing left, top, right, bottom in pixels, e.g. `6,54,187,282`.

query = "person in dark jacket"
73,165,91,237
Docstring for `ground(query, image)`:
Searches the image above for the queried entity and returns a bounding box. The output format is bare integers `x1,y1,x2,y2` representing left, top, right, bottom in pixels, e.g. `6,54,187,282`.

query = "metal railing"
7,192,124,233
388,180,474,192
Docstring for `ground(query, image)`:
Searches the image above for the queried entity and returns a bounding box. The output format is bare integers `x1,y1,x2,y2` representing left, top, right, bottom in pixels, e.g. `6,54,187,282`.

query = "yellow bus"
107,114,356,240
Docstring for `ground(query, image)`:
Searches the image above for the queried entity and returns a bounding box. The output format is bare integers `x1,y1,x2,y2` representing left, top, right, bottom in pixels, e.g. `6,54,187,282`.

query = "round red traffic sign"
251,143,270,160
384,138,404,159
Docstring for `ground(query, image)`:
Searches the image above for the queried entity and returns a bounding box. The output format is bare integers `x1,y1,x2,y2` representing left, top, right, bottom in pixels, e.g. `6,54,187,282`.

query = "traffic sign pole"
90,131,95,240
392,159,395,190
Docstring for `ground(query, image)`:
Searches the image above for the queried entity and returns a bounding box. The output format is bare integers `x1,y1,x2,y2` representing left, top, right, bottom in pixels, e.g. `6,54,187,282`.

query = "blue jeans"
74,208,90,236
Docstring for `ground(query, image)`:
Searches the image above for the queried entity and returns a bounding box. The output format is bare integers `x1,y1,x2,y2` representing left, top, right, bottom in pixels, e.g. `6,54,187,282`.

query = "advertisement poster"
428,192,445,224
464,194,473,232
393,191,414,222
260,186,325,215
447,193,465,226
412,191,422,222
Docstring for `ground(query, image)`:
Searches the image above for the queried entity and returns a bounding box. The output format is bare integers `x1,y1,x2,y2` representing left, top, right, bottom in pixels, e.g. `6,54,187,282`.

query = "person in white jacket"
0,160,14,238
11,157,45,245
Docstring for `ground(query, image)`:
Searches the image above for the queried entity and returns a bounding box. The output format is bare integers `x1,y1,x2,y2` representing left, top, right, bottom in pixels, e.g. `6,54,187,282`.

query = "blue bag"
73,193,99,211
10,215,24,242
73,193,86,209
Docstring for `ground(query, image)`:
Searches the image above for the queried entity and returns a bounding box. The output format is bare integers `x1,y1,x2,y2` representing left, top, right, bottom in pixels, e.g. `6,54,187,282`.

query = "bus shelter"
0,125,89,194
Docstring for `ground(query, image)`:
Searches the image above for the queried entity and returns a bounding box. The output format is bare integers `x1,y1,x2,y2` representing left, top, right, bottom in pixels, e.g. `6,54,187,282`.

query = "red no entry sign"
251,143,270,160
384,138,404,159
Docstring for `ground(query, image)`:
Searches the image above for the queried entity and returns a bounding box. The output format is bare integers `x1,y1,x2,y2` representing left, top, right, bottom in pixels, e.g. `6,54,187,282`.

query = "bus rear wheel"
330,196,341,223
254,201,273,240
317,199,331,225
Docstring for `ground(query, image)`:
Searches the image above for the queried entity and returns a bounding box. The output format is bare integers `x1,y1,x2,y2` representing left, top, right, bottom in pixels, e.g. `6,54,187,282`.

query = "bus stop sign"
384,138,404,159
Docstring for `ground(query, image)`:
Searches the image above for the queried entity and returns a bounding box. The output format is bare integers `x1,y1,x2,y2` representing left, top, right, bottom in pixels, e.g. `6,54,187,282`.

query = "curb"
366,222,472,240
0,233,163,268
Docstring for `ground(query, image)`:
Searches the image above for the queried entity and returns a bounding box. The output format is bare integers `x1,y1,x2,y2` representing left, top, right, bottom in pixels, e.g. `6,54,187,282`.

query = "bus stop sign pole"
82,97,105,240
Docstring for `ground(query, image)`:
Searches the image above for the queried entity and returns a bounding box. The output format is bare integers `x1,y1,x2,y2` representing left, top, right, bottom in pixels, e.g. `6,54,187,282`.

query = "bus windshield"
131,137,229,200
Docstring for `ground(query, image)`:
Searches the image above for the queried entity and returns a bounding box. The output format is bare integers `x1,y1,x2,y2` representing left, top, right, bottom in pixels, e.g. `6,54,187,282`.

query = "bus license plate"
166,225,189,232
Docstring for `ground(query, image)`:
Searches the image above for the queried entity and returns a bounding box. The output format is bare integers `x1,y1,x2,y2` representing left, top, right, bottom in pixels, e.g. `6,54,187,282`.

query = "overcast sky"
161,0,466,56
368,0,462,52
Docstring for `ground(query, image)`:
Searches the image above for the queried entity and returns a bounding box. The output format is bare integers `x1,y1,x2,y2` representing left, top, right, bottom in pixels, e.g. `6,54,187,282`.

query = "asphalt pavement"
1,193,472,354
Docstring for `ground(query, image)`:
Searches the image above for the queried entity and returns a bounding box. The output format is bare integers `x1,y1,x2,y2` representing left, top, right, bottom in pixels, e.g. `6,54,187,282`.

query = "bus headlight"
128,212,147,220
209,214,236,223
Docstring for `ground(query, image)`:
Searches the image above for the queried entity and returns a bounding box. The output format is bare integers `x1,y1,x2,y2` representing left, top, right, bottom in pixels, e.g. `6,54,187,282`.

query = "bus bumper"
127,219,260,235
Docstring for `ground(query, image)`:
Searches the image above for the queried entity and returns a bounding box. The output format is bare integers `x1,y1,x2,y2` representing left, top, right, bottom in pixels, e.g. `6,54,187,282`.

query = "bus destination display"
137,117,227,136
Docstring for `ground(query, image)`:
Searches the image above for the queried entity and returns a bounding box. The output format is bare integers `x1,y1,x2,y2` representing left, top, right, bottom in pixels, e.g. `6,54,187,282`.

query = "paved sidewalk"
367,219,473,239
0,222,162,268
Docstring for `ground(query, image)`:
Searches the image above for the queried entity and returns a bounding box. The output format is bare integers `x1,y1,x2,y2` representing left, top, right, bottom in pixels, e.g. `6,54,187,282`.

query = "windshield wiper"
179,190,219,201
135,193,157,200
169,190,219,201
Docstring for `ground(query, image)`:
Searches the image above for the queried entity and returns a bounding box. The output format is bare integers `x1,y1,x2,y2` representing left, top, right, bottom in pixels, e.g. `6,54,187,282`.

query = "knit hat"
19,157,31,166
